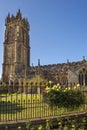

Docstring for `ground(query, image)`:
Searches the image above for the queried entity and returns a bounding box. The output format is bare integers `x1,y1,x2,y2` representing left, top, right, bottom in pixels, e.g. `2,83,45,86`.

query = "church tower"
2,10,30,82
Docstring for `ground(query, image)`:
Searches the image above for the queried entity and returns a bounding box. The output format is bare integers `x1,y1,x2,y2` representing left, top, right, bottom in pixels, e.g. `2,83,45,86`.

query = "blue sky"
0,0,87,78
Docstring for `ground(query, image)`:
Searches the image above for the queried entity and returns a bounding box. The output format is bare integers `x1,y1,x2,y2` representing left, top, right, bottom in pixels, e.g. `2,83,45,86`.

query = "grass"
0,93,87,122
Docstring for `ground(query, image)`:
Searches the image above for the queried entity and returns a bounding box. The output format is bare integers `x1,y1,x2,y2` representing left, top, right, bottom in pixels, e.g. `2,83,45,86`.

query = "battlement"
5,9,29,30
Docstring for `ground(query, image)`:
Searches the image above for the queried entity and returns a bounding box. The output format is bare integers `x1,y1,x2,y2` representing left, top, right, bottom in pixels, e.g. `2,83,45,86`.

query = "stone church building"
2,10,87,87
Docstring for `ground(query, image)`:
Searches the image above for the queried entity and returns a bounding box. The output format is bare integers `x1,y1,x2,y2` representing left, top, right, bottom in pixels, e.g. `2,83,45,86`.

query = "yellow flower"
18,126,21,129
71,124,75,128
58,121,61,125
68,87,70,90
45,86,51,93
74,86,76,89
56,88,59,91
52,85,57,90
57,83,60,86
38,125,43,130
49,80,52,84
77,83,80,87
58,86,61,89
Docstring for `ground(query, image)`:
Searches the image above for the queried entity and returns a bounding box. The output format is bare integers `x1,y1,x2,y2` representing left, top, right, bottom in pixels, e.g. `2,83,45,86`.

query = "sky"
0,0,87,78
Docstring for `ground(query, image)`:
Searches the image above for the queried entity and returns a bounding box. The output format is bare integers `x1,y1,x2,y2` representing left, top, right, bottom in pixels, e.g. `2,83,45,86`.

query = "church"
2,10,87,87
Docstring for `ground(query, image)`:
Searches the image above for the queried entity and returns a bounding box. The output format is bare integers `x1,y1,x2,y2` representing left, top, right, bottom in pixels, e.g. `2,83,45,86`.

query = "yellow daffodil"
45,86,51,93
68,87,71,90
18,126,21,130
38,125,43,130
74,86,76,89
77,83,80,87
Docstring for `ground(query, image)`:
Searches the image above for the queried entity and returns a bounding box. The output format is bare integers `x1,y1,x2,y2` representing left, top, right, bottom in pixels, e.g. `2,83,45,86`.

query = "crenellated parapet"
27,60,87,85
5,9,30,31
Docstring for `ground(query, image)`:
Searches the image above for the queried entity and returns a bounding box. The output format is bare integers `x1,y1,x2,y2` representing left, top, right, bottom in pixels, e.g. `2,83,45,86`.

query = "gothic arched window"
78,69,87,86
61,76,68,85
17,44,21,62
79,71,83,85
85,71,87,85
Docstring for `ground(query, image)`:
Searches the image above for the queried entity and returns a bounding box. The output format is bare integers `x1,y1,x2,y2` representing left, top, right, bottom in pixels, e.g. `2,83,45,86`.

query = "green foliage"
38,125,43,130
30,127,37,130
46,119,50,130
43,88,85,108
26,120,31,129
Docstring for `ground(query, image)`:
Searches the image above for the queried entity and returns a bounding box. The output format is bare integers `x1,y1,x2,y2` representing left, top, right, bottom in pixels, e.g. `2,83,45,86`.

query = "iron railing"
0,83,87,122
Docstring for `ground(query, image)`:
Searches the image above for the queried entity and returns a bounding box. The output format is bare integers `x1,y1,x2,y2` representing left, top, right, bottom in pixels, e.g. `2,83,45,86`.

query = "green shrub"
43,85,85,109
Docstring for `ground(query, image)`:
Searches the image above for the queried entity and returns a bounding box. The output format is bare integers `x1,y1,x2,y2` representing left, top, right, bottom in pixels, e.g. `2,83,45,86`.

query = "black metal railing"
0,82,87,122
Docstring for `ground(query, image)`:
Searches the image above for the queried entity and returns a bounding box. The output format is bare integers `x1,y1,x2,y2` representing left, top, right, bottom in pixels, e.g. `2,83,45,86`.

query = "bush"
43,85,85,108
